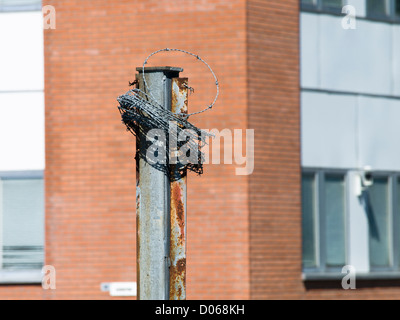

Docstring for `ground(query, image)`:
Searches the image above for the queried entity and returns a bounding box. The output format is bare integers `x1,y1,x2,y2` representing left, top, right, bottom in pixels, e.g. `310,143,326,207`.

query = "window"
0,0,41,12
324,175,346,267
302,170,347,272
321,0,343,9
301,0,317,5
364,175,399,271
303,169,400,277
0,171,44,283
301,0,400,21
366,0,400,21
301,0,343,13
397,0,400,16
367,0,391,17
302,174,317,268
368,177,391,268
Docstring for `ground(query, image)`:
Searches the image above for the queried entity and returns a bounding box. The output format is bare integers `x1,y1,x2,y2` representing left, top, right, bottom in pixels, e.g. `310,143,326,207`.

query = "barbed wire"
117,48,218,176
117,88,213,176
141,48,219,119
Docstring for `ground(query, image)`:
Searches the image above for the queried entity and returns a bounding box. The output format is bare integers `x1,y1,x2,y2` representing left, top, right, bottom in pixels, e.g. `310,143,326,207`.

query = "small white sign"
109,282,137,297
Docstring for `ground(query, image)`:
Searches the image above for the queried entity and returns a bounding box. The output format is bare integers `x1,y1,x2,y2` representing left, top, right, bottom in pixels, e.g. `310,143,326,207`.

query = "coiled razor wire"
117,48,219,176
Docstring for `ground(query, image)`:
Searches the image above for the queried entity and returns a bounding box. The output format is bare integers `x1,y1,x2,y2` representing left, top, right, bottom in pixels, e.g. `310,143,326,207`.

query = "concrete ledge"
303,272,400,281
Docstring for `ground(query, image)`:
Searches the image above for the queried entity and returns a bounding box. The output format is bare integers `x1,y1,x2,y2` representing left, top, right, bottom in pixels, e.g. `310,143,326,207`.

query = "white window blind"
0,0,41,11
0,177,44,270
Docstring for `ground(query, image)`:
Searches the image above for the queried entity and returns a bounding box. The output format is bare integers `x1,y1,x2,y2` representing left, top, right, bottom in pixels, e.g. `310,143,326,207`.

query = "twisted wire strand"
141,48,219,118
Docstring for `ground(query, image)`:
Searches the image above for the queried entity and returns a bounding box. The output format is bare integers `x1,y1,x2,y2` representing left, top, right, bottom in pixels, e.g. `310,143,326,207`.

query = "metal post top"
136,66,183,73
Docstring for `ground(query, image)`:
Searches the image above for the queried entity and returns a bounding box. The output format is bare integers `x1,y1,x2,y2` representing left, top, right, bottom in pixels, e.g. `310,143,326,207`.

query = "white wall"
301,10,400,171
302,91,400,172
358,96,400,171
301,92,358,169
301,12,400,97
0,11,44,171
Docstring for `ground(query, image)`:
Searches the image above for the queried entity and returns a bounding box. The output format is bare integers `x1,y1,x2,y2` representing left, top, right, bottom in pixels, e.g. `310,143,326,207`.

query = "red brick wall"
247,0,303,299
0,0,249,299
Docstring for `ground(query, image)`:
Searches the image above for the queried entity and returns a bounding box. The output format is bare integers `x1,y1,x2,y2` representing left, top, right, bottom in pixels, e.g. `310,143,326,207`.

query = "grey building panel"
393,25,400,96
358,96,400,171
301,91,358,169
300,13,320,88
320,15,393,96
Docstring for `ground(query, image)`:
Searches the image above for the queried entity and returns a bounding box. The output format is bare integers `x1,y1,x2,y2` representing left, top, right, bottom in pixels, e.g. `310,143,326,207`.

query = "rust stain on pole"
136,145,141,300
135,75,142,300
169,78,188,300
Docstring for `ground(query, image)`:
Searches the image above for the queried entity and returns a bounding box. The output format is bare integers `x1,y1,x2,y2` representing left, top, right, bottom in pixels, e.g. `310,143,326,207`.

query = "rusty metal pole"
136,67,183,300
169,78,188,300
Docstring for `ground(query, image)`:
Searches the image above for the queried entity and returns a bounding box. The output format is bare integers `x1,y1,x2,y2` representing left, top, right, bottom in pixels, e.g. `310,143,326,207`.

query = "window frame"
302,168,400,279
300,0,400,23
361,170,400,273
302,168,349,275
366,0,400,23
301,0,344,15
367,173,394,272
0,170,44,284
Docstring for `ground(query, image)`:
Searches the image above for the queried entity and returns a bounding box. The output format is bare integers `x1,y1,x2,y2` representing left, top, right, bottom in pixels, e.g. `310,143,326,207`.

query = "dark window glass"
302,0,316,4
367,0,391,17
397,178,400,264
368,177,390,268
321,0,342,8
302,174,317,268
324,175,346,267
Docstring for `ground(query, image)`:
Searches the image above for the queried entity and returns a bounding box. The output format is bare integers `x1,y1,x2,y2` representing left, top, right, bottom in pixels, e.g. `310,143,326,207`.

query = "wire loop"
141,48,219,118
